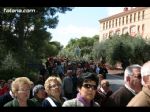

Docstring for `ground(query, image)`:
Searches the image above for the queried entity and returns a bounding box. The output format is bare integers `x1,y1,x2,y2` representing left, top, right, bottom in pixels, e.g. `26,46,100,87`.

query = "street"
107,73,124,92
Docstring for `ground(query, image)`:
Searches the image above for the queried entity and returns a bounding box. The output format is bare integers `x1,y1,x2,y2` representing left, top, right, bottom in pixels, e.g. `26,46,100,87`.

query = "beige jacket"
127,86,150,107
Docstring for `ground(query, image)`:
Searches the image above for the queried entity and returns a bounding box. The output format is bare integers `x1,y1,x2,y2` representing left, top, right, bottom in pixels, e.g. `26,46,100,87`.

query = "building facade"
99,7,150,42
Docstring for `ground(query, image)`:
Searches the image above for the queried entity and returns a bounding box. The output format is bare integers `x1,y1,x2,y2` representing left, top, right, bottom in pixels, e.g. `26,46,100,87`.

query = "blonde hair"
11,77,32,94
44,76,62,93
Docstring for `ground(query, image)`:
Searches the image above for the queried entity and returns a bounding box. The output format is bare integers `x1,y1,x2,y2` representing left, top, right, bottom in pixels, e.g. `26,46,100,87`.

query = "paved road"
107,73,124,92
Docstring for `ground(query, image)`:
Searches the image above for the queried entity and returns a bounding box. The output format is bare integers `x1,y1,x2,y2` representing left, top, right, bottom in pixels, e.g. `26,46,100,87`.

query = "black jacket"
0,91,13,107
104,85,135,107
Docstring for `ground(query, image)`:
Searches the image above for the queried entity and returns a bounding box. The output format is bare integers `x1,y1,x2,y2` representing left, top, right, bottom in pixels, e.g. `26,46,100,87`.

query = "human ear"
126,76,130,82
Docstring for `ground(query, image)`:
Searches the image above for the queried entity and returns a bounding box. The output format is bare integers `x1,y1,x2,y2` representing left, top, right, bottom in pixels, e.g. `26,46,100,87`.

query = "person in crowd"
36,75,44,85
97,74,105,85
94,79,113,106
62,72,100,107
30,84,46,106
72,72,78,98
4,77,36,107
7,79,13,90
62,70,73,100
29,81,34,99
42,76,67,107
0,80,6,96
76,68,83,78
56,61,64,80
0,81,9,96
0,80,14,107
127,61,150,106
95,63,101,75
104,64,142,106
40,63,49,82
100,64,108,79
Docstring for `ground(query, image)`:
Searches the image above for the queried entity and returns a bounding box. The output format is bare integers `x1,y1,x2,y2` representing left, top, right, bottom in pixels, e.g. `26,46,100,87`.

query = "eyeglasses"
49,84,61,89
82,83,97,90
18,89,30,93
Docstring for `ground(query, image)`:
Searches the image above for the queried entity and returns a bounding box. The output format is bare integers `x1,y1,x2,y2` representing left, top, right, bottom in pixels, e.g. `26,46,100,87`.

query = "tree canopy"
59,35,99,60
93,34,150,69
0,7,72,79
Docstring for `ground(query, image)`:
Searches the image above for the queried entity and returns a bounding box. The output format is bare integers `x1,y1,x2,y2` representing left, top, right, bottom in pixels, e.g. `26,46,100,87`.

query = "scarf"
76,93,94,107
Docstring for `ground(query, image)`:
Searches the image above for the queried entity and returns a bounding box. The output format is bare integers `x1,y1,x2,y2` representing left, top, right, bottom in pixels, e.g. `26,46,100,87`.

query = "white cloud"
49,25,99,47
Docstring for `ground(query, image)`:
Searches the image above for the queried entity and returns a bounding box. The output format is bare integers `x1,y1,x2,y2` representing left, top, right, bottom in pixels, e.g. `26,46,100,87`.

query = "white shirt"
125,84,136,95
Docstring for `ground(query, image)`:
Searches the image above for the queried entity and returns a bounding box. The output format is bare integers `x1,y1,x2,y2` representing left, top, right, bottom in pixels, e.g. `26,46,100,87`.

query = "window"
142,24,144,35
130,14,132,23
138,12,140,21
142,24,144,31
112,20,114,28
138,25,140,32
106,21,108,29
126,15,128,24
115,19,117,27
122,27,128,34
122,17,124,25
109,21,111,29
134,13,136,22
103,23,105,30
116,30,120,35
119,18,121,26
130,25,136,36
109,31,113,37
142,10,145,19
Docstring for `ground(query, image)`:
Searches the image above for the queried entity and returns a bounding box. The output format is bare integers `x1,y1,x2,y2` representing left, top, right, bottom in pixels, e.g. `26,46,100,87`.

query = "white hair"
124,64,141,82
141,61,150,85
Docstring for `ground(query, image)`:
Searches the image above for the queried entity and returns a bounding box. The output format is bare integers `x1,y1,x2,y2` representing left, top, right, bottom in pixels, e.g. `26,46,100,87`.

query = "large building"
99,7,150,42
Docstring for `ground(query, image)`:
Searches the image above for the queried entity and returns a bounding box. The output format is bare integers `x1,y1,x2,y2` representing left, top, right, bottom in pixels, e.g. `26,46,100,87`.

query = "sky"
48,7,124,47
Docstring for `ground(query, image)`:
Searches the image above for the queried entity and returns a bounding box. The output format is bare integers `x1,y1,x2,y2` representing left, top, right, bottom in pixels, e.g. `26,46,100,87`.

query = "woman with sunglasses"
62,72,100,107
42,76,67,107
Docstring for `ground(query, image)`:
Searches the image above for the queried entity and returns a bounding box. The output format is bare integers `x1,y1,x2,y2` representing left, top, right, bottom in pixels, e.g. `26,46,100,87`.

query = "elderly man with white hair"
104,64,142,106
127,61,150,107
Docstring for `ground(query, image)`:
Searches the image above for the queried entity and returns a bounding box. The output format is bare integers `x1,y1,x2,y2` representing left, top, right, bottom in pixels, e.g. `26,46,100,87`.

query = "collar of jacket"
125,84,136,95
143,85,150,97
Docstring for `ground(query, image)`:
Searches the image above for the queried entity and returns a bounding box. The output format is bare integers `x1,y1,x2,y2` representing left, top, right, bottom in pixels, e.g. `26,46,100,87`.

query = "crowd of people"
0,56,150,107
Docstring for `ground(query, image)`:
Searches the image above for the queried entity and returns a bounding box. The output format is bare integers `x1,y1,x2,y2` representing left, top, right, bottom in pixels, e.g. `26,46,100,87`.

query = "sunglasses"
18,89,30,93
82,83,97,90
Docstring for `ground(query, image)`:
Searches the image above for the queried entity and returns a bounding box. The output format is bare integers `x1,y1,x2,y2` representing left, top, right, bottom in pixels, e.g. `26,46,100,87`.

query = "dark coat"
104,85,135,107
4,99,37,107
30,97,44,107
42,96,66,107
94,88,113,106
0,91,13,107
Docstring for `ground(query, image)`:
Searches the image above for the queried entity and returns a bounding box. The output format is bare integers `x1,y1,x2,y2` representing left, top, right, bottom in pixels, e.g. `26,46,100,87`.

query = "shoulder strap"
46,97,57,107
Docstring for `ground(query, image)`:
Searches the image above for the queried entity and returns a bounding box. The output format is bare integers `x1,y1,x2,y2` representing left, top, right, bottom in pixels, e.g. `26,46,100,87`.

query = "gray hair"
32,84,45,96
124,64,141,82
141,61,150,85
